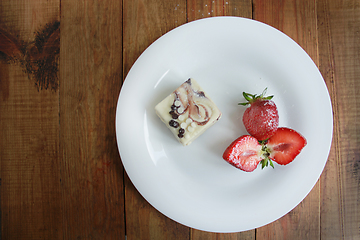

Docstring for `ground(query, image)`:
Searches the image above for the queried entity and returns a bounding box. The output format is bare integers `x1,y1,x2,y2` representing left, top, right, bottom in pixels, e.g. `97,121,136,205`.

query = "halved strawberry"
239,88,279,141
266,127,307,165
222,135,263,172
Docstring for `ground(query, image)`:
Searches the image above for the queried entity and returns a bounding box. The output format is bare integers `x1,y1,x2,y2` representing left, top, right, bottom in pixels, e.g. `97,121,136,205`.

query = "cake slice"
155,78,222,146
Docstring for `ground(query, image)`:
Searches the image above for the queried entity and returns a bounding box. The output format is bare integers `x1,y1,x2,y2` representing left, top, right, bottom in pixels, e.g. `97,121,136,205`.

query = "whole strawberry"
239,88,279,141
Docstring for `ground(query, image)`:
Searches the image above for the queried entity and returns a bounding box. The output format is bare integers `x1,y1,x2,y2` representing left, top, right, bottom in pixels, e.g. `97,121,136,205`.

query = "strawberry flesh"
222,128,307,171
266,127,307,165
222,135,263,172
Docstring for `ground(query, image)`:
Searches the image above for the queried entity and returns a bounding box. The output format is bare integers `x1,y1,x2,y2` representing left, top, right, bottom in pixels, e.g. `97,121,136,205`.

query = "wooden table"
0,0,358,239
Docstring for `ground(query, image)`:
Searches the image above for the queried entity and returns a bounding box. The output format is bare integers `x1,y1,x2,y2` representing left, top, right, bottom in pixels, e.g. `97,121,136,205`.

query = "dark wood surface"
0,0,359,239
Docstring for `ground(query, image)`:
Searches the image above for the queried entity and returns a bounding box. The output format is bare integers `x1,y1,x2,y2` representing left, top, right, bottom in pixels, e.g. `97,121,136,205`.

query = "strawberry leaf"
259,142,274,169
238,102,249,106
238,88,274,106
261,159,267,169
260,87,268,98
270,160,274,168
260,158,274,169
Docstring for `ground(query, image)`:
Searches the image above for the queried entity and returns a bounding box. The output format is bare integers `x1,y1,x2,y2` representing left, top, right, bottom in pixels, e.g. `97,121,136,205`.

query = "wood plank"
187,0,252,20
59,0,125,238
253,0,319,64
123,0,187,76
122,1,190,239
191,229,254,240
253,0,321,239
186,0,253,238
0,0,61,239
317,0,360,239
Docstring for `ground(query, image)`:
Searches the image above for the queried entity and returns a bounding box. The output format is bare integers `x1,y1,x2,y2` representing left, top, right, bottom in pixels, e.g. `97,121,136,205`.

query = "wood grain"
253,0,321,239
60,0,125,239
253,0,319,64
187,0,252,20
0,0,359,239
317,0,360,239
0,0,61,239
123,0,187,77
191,229,255,240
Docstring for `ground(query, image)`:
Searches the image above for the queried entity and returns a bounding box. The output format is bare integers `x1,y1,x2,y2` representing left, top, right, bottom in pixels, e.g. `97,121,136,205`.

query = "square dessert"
155,78,222,146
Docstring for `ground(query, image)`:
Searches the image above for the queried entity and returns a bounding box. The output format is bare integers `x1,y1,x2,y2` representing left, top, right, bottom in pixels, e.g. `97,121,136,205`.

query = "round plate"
116,17,333,232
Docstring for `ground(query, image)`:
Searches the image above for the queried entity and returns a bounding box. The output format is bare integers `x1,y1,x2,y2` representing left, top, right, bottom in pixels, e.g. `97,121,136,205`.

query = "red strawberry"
266,127,307,165
222,135,263,172
239,88,279,141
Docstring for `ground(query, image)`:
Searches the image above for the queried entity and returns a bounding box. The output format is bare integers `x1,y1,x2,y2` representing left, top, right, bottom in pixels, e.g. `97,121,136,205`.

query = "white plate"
116,17,333,233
